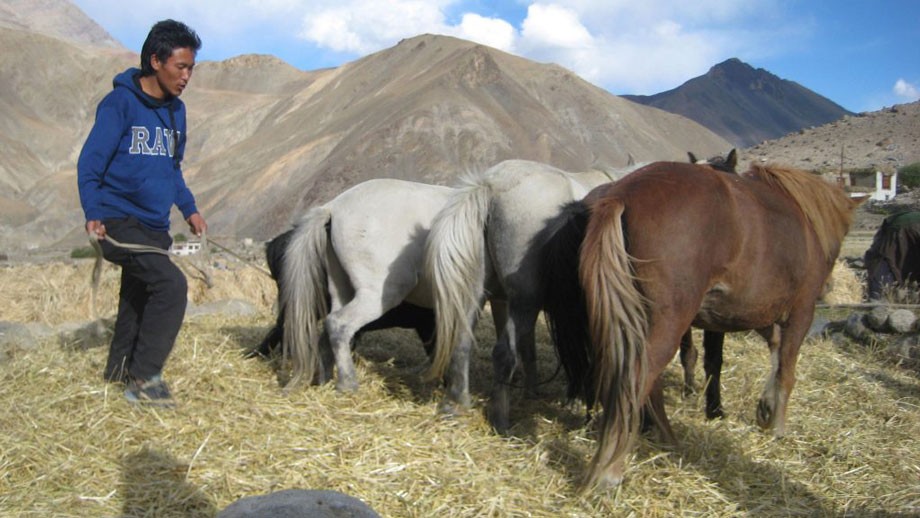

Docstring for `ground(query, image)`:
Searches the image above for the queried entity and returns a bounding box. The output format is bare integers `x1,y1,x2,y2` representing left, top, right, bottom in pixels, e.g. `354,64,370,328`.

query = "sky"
71,0,919,113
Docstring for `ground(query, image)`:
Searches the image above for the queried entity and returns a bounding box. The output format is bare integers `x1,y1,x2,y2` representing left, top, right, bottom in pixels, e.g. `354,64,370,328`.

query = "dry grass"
1,256,919,517
0,257,277,324
823,258,865,305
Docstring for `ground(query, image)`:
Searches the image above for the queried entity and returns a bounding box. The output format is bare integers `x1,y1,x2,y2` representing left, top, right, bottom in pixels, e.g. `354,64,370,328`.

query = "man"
77,20,206,407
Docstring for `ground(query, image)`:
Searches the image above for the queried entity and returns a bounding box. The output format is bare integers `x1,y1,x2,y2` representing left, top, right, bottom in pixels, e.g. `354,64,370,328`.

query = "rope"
88,230,275,321
88,233,178,323
207,238,272,277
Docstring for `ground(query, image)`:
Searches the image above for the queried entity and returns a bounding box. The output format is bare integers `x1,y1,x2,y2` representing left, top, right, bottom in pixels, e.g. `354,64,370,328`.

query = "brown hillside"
0,15,733,252
0,0,121,48
183,34,733,240
740,100,920,173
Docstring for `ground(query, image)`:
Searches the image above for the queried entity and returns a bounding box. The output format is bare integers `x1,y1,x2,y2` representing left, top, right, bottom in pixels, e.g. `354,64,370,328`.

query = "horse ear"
726,149,738,169
687,152,698,164
627,153,636,166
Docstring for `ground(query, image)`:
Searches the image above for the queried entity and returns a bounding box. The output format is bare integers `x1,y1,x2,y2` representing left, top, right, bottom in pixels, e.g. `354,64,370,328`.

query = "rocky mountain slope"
0,0,121,47
739,100,920,173
623,58,853,148
0,1,733,252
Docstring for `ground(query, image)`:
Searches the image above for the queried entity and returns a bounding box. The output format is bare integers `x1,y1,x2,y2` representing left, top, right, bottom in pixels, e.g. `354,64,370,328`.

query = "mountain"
0,0,121,48
739,100,920,174
622,58,854,148
0,1,733,252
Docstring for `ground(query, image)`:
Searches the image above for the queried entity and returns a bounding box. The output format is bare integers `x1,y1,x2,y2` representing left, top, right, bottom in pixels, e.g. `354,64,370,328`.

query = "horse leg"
644,376,677,446
489,303,540,433
439,310,479,416
678,329,697,395
518,320,539,400
323,291,385,392
315,328,335,384
702,330,725,419
488,327,516,434
489,300,509,338
755,317,808,437
248,312,283,358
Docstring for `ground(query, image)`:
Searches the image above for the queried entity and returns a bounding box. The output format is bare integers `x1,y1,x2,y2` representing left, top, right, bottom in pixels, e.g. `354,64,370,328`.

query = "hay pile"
824,259,865,305
1,257,919,516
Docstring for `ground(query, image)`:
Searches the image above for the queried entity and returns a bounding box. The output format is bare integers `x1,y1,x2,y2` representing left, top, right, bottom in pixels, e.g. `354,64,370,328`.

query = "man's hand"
187,213,208,237
86,220,106,240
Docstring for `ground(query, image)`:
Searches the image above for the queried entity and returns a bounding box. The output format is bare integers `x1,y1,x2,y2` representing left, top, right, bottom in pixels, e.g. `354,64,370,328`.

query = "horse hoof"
336,380,359,393
581,471,623,493
437,400,467,417
243,348,267,359
756,399,773,429
488,413,511,435
706,407,725,420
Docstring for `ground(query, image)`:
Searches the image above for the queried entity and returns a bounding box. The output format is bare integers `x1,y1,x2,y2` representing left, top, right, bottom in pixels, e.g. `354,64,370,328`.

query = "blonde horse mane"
747,163,856,261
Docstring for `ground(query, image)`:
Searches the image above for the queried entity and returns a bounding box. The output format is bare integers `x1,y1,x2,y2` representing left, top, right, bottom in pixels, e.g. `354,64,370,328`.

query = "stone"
844,313,871,342
807,314,831,338
0,321,53,349
888,334,920,363
866,306,890,332
217,489,381,518
886,309,917,333
58,319,111,350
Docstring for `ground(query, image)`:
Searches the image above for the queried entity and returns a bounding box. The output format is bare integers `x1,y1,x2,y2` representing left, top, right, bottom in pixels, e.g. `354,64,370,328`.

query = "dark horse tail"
247,229,294,358
537,200,594,407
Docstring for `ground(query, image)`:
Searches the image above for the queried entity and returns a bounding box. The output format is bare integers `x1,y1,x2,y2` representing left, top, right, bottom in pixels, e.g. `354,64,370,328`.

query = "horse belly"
694,283,799,332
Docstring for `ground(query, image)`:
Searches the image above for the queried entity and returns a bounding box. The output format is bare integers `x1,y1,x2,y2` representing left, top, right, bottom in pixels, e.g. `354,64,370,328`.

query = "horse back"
588,162,832,332
482,161,590,296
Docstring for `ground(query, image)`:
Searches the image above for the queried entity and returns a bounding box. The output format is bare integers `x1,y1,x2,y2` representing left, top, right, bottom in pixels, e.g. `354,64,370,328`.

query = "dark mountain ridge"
623,58,854,147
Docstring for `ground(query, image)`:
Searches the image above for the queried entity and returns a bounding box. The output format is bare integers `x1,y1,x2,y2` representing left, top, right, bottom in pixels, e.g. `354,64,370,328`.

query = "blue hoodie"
78,68,198,232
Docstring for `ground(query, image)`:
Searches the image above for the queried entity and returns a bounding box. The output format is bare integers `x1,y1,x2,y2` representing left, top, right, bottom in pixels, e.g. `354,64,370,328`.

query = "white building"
170,241,202,256
870,170,898,201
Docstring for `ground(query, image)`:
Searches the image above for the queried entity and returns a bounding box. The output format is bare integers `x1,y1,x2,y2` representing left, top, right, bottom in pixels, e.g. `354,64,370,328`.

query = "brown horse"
541,161,858,491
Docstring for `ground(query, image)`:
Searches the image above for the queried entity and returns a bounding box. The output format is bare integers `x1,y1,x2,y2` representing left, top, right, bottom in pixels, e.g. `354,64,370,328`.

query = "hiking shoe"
124,375,176,408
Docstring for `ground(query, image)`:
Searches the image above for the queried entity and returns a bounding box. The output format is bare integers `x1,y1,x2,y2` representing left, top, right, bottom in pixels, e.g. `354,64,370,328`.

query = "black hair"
139,19,202,76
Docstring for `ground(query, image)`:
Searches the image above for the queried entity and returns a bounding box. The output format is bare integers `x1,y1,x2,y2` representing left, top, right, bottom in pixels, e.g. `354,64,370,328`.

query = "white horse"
281,178,493,394
424,159,639,431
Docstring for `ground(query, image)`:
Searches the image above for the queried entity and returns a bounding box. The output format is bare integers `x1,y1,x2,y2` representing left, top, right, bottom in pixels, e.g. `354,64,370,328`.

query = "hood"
112,67,177,109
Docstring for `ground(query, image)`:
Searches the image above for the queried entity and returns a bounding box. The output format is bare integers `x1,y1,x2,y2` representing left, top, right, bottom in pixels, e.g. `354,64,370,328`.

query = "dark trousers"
100,217,188,382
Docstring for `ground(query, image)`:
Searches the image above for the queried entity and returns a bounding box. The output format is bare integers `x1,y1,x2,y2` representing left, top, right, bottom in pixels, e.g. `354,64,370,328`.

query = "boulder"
1,321,54,362
887,309,917,333
844,313,871,342
888,334,920,364
58,319,112,350
217,489,381,518
807,314,831,338
866,305,890,332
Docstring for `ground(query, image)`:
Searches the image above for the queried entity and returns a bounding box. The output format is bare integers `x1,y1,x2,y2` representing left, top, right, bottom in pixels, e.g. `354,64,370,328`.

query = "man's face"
151,47,196,98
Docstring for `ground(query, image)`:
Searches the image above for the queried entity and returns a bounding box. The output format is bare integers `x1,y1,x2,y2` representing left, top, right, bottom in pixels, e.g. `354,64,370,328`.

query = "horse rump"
249,228,435,360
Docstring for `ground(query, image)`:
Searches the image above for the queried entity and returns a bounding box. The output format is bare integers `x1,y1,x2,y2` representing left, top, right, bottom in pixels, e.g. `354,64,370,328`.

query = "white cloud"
299,1,449,54
455,13,516,52
70,0,798,96
893,79,920,101
511,2,744,94
521,4,593,49
296,0,518,55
